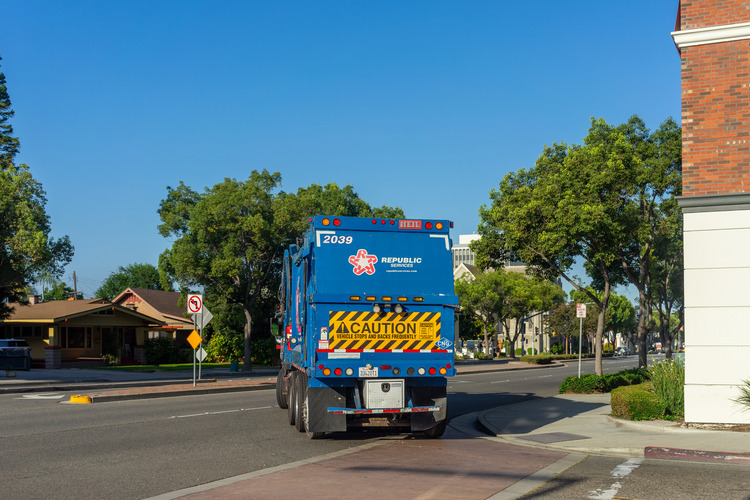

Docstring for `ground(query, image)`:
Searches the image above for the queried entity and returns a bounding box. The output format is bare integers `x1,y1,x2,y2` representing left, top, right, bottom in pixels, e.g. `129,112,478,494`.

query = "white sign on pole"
576,303,587,318
192,307,213,330
187,294,204,315
196,347,207,363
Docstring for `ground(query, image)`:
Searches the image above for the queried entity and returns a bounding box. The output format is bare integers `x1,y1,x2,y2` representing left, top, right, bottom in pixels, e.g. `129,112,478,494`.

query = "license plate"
359,367,379,377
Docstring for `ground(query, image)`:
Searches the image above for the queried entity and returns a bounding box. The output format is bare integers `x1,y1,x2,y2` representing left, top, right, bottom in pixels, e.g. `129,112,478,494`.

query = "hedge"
611,382,666,421
558,368,649,394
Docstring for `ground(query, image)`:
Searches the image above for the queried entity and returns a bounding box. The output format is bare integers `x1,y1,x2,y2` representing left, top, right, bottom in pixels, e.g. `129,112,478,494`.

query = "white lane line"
171,405,276,419
16,394,65,400
587,458,643,499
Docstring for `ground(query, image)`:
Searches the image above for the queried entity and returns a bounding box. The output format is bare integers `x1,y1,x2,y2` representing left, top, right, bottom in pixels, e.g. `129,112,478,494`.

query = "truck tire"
294,372,306,433
276,368,289,409
287,371,298,426
421,419,447,439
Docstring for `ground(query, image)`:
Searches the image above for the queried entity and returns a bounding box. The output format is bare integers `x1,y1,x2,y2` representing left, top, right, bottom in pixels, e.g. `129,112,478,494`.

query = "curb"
645,446,750,464
79,381,276,403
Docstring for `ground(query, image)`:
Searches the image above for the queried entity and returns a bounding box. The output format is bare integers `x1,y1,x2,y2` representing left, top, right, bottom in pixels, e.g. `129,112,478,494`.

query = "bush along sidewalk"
559,361,686,421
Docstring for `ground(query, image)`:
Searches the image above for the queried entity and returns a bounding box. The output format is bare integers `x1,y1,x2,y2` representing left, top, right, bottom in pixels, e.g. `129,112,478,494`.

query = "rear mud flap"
308,386,347,432
410,386,447,432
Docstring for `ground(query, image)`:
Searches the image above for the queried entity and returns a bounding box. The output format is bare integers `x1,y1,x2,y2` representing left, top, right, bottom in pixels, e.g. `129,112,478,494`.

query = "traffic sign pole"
192,314,197,386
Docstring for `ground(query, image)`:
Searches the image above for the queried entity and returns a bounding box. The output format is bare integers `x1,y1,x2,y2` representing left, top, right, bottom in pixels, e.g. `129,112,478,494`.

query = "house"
111,287,194,347
0,298,163,367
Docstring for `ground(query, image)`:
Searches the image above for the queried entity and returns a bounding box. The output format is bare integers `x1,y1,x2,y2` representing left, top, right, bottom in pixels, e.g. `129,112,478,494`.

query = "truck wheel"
294,372,306,432
303,391,324,439
276,368,289,409
287,371,298,426
422,420,447,439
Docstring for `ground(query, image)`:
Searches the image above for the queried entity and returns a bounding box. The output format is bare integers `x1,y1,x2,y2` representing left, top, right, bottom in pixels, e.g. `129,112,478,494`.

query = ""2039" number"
322,234,353,244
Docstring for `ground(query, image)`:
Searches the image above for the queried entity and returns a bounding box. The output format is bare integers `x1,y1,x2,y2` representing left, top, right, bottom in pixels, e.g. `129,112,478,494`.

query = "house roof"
454,263,480,282
112,287,190,324
1,299,163,324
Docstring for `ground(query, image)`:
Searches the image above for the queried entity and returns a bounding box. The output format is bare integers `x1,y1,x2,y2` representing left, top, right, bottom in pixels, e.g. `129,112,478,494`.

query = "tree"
95,263,168,300
478,115,681,371
294,183,405,219
45,281,76,301
456,269,563,359
158,171,301,371
455,270,506,357
0,58,73,319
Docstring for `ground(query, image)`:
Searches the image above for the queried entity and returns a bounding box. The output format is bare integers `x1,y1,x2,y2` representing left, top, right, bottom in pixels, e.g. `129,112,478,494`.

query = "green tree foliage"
45,281,76,301
0,58,73,319
478,115,681,371
456,269,563,359
158,173,405,370
95,263,168,300
294,183,405,219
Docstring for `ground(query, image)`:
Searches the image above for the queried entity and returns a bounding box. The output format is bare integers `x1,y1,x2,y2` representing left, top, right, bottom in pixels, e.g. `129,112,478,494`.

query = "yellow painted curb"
69,395,92,404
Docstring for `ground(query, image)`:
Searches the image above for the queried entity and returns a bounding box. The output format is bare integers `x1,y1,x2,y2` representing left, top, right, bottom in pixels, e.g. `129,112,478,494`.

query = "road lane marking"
15,394,66,400
171,405,276,419
587,458,643,499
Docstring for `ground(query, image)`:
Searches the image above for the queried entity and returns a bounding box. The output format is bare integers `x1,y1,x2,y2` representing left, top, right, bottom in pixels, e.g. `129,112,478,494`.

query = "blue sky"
2,1,681,298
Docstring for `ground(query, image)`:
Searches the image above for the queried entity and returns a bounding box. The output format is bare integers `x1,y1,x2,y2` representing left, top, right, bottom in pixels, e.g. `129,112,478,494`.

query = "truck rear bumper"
327,405,441,415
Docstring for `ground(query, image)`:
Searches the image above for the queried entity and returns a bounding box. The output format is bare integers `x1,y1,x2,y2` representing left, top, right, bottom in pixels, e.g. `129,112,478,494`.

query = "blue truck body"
276,215,458,438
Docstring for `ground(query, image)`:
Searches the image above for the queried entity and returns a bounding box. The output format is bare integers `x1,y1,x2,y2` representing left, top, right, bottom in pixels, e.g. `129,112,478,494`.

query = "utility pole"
73,271,78,300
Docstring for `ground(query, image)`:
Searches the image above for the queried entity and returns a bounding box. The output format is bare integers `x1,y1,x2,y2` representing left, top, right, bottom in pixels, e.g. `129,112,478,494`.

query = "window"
62,326,93,348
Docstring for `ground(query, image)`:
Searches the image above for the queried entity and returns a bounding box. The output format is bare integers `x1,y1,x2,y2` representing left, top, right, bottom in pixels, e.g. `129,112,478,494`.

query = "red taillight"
334,368,342,376
372,219,377,224
380,365,391,370
318,364,324,369
333,218,341,226
390,220,395,225
428,367,436,375
381,220,386,225
425,222,433,229
446,363,452,369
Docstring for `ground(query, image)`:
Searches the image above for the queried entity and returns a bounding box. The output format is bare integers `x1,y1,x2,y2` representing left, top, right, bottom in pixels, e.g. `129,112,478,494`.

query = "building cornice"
678,193,750,213
672,21,750,48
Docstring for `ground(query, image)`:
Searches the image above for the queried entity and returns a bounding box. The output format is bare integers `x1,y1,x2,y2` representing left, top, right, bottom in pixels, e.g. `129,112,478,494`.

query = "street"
3,356,748,500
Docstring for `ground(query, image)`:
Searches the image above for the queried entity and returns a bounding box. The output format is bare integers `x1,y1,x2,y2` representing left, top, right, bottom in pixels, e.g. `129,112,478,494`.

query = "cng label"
328,311,441,350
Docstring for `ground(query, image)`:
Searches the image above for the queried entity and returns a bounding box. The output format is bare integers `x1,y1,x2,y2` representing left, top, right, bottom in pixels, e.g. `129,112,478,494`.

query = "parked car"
0,338,32,370
614,346,630,357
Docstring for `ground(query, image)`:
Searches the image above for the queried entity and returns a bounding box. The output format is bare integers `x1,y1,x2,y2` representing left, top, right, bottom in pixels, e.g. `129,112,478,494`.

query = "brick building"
673,0,750,424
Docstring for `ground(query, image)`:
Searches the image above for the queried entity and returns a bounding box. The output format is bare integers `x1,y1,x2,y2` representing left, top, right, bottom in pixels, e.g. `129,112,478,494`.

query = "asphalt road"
8,355,733,500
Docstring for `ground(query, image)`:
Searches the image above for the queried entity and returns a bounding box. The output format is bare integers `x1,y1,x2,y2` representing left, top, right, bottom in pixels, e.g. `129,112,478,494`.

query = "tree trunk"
483,324,490,357
242,306,253,371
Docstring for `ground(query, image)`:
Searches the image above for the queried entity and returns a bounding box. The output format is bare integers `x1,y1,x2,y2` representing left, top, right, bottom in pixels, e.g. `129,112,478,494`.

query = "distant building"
452,234,480,269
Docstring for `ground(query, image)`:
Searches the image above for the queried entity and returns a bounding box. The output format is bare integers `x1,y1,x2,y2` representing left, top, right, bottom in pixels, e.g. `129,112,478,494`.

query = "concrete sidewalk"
479,393,750,465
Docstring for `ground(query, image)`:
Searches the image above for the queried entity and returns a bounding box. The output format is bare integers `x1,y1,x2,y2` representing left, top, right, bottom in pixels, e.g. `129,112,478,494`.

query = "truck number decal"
322,234,353,245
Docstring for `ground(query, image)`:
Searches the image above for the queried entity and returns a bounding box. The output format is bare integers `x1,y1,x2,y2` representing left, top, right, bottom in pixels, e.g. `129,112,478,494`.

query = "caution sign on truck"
328,311,441,350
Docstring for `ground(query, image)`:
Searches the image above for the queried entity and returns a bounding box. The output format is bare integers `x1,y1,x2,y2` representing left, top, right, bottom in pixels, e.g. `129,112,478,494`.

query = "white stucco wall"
683,208,750,424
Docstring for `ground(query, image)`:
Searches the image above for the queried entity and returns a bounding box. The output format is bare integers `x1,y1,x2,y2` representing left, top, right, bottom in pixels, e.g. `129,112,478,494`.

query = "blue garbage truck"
276,215,458,438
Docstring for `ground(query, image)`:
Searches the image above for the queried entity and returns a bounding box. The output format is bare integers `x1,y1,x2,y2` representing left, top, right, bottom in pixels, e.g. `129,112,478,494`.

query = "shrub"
551,343,564,355
649,359,685,418
558,368,649,394
611,382,666,420
732,379,750,413
250,336,279,366
206,330,244,363
144,337,179,365
515,348,524,356
521,355,554,365
474,351,489,360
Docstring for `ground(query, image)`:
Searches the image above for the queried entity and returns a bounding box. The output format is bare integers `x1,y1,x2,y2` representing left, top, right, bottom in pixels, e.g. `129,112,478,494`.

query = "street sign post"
576,303,587,378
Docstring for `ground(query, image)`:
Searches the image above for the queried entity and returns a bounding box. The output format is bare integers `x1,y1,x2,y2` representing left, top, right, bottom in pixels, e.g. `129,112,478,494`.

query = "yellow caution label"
328,311,441,350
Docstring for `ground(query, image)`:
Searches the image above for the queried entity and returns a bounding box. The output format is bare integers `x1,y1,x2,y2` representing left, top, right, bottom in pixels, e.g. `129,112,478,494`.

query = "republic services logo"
349,249,377,275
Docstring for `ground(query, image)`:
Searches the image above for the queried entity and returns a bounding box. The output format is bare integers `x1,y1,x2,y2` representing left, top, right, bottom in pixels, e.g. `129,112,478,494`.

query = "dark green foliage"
559,368,649,394
95,263,168,300
649,360,684,418
611,382,667,421
144,337,179,365
550,343,564,354
520,355,554,365
249,337,279,366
